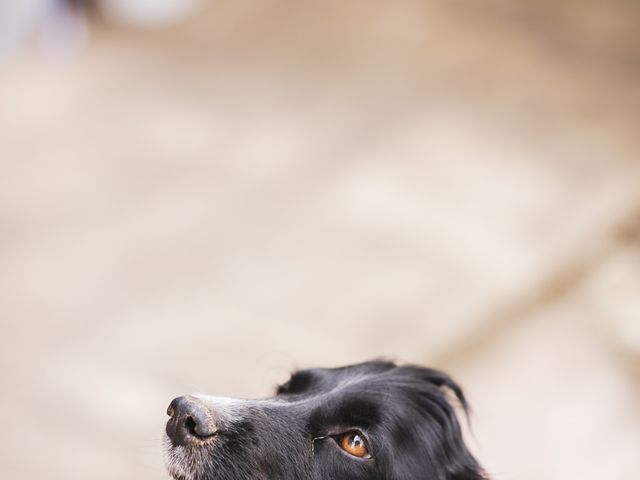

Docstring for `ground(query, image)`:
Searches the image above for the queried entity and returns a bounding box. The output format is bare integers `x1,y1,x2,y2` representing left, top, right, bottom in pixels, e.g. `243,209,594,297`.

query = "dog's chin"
165,461,191,480
166,471,189,480
163,434,213,480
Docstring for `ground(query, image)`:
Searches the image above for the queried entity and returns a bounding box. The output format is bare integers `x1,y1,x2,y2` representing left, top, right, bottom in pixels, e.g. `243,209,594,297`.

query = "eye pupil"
340,432,370,458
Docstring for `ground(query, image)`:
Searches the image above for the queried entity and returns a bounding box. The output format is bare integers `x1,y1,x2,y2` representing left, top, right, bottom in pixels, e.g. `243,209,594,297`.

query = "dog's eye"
338,431,371,459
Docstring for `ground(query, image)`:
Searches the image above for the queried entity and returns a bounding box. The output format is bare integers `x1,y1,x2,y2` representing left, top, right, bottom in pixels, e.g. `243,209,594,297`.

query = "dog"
164,360,486,479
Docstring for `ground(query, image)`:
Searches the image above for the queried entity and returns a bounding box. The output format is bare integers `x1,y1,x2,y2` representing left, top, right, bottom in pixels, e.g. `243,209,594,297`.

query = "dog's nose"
166,396,217,446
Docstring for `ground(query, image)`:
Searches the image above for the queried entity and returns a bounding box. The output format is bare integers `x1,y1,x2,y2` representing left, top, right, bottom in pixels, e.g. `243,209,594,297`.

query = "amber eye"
339,431,371,458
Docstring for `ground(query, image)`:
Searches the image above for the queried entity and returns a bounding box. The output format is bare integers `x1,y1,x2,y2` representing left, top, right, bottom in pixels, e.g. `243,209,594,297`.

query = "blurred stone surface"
0,1,639,479
457,297,640,480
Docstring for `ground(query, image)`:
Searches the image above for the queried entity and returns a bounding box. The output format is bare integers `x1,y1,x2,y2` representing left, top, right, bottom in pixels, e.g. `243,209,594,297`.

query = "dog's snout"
166,396,217,446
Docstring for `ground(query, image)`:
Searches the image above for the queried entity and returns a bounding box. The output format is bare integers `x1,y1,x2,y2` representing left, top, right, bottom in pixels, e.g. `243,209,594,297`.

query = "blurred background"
1,1,639,479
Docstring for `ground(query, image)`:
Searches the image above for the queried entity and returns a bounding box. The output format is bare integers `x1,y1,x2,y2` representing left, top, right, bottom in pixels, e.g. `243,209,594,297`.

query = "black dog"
164,361,486,480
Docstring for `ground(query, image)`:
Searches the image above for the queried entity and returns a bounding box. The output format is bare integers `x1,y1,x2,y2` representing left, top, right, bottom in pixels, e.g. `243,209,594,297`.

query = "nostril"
184,416,197,436
167,397,181,417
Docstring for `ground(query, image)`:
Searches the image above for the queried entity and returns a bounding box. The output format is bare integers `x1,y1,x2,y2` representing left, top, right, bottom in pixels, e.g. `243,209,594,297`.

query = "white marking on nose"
191,395,248,423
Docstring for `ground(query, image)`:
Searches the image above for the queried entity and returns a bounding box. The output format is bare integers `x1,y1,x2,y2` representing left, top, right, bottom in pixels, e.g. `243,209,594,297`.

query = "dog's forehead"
306,360,397,381
285,361,405,396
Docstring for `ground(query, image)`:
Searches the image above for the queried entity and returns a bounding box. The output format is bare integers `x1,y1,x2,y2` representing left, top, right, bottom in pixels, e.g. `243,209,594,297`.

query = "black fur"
164,360,486,480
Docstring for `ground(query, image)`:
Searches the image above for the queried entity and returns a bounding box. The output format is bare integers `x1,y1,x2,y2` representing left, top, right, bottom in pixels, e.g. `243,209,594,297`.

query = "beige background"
1,1,639,479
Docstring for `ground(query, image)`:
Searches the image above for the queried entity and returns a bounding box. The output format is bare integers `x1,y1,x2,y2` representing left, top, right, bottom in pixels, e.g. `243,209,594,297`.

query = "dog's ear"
410,366,487,480
420,367,471,413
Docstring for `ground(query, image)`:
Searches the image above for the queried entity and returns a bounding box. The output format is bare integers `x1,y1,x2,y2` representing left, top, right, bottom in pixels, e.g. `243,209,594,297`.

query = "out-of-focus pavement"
1,1,639,479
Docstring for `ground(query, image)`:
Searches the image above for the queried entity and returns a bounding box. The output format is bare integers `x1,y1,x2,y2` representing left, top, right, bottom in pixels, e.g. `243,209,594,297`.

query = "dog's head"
164,361,485,480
